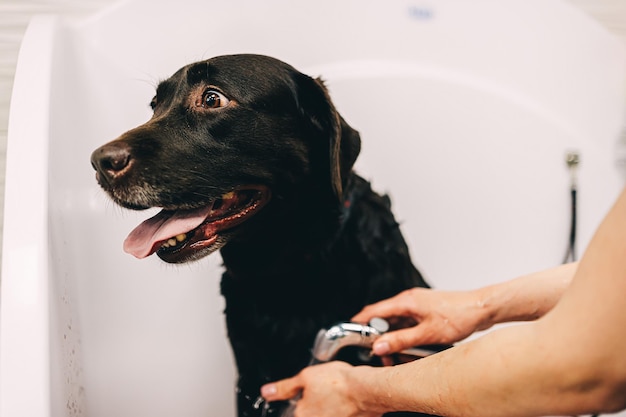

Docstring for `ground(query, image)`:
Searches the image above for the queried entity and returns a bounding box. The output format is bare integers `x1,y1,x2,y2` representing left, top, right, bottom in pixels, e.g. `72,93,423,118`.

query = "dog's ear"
294,74,361,201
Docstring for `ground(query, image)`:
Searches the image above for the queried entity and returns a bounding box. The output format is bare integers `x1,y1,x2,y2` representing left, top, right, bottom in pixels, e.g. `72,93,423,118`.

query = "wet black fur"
92,54,437,417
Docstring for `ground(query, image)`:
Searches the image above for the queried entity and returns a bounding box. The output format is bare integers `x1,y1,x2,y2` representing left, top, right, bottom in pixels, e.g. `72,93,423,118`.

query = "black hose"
562,186,577,264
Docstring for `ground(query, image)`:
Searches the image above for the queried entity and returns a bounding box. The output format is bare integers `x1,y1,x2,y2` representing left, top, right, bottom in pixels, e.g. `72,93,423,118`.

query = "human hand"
261,362,383,417
352,287,491,356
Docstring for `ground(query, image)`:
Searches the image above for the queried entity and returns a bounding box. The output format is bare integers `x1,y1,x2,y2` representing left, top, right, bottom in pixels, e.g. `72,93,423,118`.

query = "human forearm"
353,262,577,354
352,320,608,417
474,262,577,328
265,309,619,417
360,190,626,416
353,188,626,417
352,328,541,416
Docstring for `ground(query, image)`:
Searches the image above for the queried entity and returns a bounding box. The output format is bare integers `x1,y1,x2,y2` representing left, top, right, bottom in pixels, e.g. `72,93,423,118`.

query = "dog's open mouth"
123,185,270,263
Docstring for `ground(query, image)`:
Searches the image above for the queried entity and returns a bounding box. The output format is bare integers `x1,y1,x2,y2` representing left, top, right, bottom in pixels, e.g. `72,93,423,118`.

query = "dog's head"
91,54,361,263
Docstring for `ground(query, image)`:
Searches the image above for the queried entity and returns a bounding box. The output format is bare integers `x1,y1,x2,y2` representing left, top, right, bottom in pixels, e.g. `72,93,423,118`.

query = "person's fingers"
381,355,395,366
352,292,412,323
261,376,303,402
372,325,438,355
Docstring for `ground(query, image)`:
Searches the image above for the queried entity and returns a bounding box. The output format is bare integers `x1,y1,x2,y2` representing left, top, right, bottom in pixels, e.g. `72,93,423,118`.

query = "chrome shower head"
310,319,386,363
310,318,437,363
277,318,440,417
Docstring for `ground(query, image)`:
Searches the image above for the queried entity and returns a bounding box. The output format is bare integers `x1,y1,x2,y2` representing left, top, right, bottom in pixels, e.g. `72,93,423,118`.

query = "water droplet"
252,396,264,409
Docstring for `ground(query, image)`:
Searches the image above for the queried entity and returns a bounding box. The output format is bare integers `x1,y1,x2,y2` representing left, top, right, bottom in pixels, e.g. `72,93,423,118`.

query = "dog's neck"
219,177,358,281
219,208,341,280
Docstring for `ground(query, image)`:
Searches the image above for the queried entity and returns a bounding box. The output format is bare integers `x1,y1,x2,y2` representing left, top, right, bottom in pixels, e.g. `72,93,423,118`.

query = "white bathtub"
1,1,624,416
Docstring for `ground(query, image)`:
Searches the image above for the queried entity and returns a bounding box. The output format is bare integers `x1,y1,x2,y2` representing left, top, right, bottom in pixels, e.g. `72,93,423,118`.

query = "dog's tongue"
123,206,213,258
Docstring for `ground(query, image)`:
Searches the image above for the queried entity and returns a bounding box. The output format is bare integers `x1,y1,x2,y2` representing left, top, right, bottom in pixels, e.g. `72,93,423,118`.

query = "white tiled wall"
0,0,625,269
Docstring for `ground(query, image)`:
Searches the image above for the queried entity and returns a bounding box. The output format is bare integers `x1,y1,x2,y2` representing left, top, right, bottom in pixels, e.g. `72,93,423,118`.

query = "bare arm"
263,188,626,416
352,262,577,355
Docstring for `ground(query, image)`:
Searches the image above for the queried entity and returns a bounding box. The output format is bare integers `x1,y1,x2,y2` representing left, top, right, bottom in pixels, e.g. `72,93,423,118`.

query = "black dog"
91,54,438,417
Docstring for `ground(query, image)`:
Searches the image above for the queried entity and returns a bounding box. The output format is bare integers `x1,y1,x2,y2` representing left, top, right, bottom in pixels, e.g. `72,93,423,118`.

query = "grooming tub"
2,1,624,416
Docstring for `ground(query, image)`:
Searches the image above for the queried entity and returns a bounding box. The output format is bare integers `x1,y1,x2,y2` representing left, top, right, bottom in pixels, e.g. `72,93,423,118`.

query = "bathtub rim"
0,15,59,417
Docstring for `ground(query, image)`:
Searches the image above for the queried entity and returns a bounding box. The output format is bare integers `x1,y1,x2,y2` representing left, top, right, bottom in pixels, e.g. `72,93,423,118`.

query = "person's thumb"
372,326,432,356
261,376,302,402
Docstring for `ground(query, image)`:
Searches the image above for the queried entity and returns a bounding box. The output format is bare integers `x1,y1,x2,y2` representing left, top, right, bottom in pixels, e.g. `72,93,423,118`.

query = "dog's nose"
91,142,132,184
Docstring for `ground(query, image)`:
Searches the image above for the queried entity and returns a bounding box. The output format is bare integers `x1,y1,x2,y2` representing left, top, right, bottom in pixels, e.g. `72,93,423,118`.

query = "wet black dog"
91,54,437,417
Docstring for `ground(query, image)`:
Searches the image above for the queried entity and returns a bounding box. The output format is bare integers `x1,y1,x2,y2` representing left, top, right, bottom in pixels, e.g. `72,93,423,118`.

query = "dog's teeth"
161,234,187,250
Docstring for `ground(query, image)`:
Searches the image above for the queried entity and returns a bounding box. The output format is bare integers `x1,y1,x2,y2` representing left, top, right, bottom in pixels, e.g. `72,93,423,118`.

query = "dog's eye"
201,90,230,109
